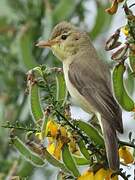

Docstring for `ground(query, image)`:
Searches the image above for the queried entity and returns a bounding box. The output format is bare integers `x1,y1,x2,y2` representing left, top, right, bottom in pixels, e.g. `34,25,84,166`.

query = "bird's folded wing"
68,55,123,133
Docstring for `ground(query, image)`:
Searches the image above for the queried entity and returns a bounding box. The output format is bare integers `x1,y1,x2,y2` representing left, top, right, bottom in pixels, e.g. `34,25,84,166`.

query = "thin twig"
112,169,130,180
118,171,129,180
2,124,39,133
55,110,103,157
119,140,135,149
129,3,135,8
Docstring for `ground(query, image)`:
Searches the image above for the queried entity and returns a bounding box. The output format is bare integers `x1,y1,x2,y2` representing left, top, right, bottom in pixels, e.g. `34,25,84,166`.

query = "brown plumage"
37,21,123,171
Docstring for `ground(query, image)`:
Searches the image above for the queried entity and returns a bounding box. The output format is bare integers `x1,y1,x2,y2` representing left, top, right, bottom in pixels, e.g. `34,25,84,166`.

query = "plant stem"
119,140,135,148
129,3,135,8
55,110,103,157
2,124,39,133
43,72,56,105
118,171,129,180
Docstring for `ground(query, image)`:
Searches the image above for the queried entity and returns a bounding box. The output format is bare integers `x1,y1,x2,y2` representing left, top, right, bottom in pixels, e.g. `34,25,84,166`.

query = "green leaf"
73,156,89,166
56,73,68,106
30,82,43,122
0,17,9,29
52,0,76,22
11,136,45,166
77,139,90,160
17,160,34,177
90,2,112,40
19,27,37,70
42,1,53,40
7,0,26,15
113,63,135,111
43,147,69,173
62,144,80,177
75,120,104,147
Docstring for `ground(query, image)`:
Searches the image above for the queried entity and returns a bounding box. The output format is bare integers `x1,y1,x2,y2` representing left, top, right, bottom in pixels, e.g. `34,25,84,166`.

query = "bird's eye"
61,34,68,40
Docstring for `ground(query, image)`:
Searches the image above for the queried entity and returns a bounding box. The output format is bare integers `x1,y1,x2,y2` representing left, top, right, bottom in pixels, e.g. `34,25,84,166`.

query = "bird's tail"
101,117,119,171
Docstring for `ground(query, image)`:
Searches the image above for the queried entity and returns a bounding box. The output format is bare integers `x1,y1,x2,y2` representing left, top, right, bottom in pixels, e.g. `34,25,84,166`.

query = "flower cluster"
78,168,118,180
36,119,79,160
36,118,134,179
119,146,134,164
78,146,134,180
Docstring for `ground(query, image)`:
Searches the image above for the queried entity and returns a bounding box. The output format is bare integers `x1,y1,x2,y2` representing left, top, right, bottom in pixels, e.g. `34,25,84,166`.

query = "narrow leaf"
43,147,69,173
53,0,76,22
17,160,34,177
75,120,104,147
19,27,37,70
90,2,112,40
73,156,89,166
77,139,90,160
62,144,80,177
42,0,53,40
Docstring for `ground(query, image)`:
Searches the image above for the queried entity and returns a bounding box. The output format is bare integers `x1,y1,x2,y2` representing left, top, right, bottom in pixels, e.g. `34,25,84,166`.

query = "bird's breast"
63,60,94,114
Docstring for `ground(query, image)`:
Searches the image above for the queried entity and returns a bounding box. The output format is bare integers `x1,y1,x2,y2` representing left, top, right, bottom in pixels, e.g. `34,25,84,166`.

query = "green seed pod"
113,63,135,111
55,73,68,106
105,29,121,51
43,147,69,173
111,43,129,61
30,82,43,122
129,49,135,72
62,144,80,177
11,136,45,166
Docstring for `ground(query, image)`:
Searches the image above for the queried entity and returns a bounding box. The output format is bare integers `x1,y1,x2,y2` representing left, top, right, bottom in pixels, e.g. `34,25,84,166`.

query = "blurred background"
0,0,135,179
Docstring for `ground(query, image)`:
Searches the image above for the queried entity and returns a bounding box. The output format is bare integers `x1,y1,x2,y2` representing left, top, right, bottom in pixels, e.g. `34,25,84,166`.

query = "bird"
36,21,123,171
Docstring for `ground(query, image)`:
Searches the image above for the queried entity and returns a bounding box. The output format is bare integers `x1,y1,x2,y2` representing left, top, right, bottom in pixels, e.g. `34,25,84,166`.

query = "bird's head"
36,21,90,61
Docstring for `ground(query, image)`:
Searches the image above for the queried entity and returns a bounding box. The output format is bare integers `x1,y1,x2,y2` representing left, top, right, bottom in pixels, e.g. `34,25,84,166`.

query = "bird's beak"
36,39,60,48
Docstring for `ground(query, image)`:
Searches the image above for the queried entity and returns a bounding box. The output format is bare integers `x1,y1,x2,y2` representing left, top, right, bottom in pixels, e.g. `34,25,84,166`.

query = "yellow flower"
78,170,94,180
35,119,59,140
36,119,69,160
48,137,54,143
121,26,129,36
94,168,107,180
46,120,58,137
54,139,64,160
95,168,118,180
47,139,64,160
46,124,68,160
47,143,55,154
119,146,134,164
69,136,80,156
59,126,67,137
78,168,118,180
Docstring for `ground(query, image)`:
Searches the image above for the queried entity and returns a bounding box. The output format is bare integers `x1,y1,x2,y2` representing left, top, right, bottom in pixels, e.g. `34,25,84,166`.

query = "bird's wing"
68,53,123,133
